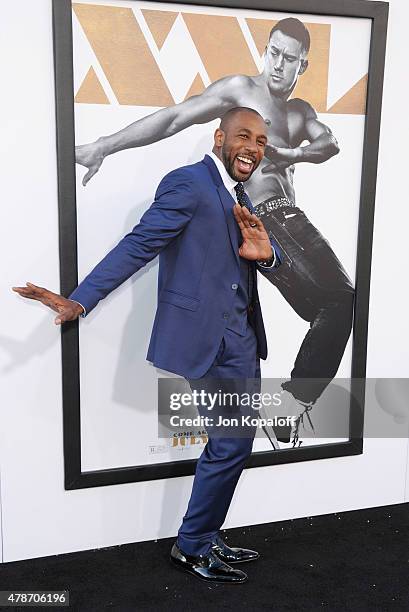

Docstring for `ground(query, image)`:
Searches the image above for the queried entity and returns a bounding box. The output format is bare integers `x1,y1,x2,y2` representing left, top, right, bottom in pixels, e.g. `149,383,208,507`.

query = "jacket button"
223,312,229,319
231,283,238,290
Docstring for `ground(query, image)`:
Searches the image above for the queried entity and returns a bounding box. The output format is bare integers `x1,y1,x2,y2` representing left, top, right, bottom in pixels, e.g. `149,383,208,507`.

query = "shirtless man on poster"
75,17,355,444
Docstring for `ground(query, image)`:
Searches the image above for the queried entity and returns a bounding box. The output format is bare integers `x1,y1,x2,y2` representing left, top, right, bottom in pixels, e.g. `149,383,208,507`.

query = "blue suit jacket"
70,155,279,378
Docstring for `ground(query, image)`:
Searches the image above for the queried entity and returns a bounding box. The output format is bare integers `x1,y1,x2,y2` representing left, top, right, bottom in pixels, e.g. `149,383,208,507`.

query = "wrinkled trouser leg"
177,327,259,556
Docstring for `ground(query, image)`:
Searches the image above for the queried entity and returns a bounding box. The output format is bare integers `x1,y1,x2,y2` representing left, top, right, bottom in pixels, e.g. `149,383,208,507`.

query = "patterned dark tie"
234,182,253,212
234,183,255,304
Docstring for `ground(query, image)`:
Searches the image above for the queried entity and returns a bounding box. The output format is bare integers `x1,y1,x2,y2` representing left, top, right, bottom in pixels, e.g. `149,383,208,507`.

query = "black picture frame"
52,0,388,490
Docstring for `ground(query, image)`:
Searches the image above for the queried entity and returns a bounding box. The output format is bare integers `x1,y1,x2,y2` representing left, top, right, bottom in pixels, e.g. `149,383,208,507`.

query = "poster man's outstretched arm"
75,76,244,185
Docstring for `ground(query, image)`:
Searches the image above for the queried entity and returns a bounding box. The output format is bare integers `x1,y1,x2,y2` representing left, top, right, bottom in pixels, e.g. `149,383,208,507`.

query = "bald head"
219,107,264,133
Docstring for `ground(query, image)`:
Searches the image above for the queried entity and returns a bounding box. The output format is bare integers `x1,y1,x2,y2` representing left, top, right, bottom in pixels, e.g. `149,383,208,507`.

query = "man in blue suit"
13,107,280,584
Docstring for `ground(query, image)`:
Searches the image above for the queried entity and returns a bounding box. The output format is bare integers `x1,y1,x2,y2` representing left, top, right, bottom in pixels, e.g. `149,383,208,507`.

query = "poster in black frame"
52,0,388,490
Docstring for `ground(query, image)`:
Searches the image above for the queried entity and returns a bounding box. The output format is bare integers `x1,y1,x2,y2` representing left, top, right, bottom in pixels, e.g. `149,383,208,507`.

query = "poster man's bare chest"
236,95,304,147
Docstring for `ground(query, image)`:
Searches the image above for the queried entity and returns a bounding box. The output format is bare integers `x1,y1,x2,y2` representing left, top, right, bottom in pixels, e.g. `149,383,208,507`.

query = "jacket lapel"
202,155,240,264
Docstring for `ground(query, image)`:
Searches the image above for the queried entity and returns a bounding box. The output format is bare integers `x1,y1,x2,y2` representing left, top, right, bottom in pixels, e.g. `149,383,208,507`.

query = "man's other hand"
12,283,84,325
75,140,105,186
233,204,273,261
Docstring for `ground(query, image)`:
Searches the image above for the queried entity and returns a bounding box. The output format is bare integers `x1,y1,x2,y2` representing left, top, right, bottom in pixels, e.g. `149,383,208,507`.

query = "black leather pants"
255,204,355,404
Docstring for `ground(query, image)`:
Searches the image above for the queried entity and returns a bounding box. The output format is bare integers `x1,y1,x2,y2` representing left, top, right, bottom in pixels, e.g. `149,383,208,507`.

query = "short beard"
221,148,241,182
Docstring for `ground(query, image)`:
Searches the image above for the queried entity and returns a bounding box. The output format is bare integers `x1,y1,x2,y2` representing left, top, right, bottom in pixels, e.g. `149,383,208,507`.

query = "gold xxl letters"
73,4,367,114
73,3,173,106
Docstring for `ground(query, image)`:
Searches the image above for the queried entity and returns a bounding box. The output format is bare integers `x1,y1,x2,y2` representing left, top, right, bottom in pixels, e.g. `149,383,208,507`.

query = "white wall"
0,0,408,563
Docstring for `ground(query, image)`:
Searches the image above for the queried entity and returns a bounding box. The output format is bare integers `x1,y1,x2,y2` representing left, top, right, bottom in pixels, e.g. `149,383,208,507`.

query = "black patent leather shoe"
170,543,247,583
211,533,259,564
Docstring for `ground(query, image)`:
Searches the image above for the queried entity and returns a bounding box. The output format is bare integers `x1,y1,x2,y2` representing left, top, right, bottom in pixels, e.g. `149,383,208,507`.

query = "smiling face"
263,29,308,97
213,111,267,182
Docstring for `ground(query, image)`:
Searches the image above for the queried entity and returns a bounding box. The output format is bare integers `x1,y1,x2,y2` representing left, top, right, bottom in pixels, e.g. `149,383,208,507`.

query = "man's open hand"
75,140,105,186
12,283,84,325
233,204,273,261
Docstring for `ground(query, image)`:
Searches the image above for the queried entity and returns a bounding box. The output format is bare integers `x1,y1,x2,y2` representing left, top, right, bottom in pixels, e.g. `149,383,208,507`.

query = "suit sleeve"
257,237,282,270
69,169,198,315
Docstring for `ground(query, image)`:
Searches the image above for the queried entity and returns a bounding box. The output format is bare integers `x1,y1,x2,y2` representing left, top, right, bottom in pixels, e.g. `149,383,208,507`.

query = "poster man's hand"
262,143,299,174
75,140,105,186
233,204,273,261
12,283,84,325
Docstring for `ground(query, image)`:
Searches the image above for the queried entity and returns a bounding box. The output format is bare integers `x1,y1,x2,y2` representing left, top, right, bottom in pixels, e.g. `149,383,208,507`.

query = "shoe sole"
218,555,259,564
170,557,248,584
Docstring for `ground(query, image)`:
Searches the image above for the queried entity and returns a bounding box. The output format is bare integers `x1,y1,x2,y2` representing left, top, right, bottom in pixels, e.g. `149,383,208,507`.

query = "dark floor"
0,503,408,611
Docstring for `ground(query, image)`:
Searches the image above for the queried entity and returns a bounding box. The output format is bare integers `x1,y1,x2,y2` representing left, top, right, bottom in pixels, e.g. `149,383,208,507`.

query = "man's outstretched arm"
13,169,199,321
76,76,242,185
